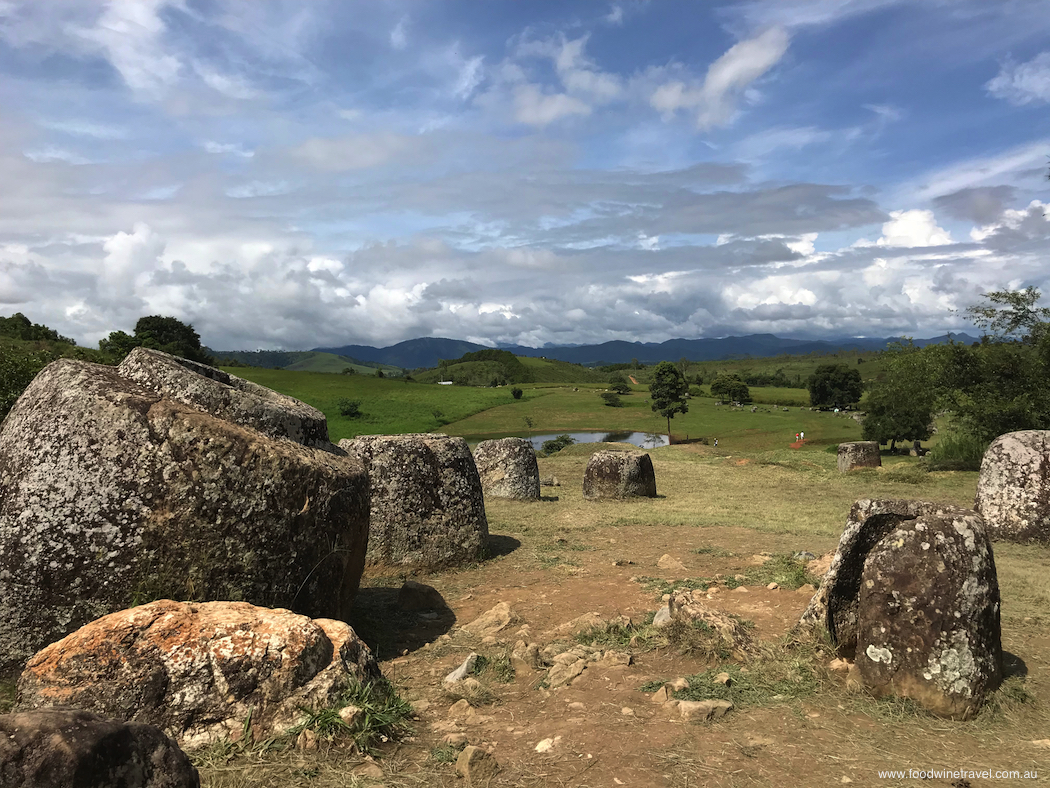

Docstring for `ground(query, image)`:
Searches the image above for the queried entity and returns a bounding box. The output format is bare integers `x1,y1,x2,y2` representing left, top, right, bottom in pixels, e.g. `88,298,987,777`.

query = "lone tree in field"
649,361,688,436
99,315,212,364
710,373,751,404
861,342,936,451
808,363,863,409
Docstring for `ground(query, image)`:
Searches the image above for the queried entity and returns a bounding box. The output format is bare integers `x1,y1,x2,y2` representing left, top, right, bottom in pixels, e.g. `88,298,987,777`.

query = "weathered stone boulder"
119,347,330,448
472,438,540,500
798,499,1002,718
338,434,488,568
583,450,656,500
850,509,1002,719
974,430,1050,543
837,441,881,472
0,707,200,788
16,600,381,749
0,356,369,676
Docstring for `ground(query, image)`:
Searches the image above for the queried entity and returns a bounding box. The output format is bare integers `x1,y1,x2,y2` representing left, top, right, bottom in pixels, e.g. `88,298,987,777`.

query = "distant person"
800,430,805,441
714,438,718,447
795,432,799,442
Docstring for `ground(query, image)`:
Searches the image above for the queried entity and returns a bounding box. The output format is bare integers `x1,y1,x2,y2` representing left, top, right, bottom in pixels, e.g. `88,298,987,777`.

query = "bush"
600,392,623,407
337,398,363,418
511,387,523,399
541,434,575,455
925,427,988,471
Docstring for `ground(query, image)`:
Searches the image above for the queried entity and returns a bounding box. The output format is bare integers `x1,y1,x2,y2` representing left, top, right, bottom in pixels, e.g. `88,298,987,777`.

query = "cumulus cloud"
876,210,952,248
512,84,591,126
933,185,1016,224
650,28,790,129
986,52,1050,105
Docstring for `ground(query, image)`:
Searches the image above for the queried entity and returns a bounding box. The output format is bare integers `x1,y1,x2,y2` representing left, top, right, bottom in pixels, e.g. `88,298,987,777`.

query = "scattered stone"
677,699,733,722
652,605,672,627
0,353,370,675
473,438,541,500
456,745,500,785
1031,739,1050,749
443,732,469,747
546,658,588,688
463,602,516,637
0,707,200,788
353,760,384,779
974,430,1050,543
512,641,545,670
599,651,632,668
296,729,318,751
733,586,750,594
549,611,608,636
766,582,779,590
829,659,851,674
658,554,687,571
411,700,431,714
651,686,672,703
338,705,362,726
540,475,560,487
621,707,635,716
444,653,480,686
715,672,732,686
793,551,817,562
448,700,475,719
667,590,757,659
338,433,488,568
535,736,561,753
397,580,447,611
667,678,690,691
837,441,881,472
15,600,380,749
583,450,657,500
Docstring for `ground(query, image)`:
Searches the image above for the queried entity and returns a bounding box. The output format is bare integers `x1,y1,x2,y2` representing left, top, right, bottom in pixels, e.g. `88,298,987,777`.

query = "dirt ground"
340,521,1048,788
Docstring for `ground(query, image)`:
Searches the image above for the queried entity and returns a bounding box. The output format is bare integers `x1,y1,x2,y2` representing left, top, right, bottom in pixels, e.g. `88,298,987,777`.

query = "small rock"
797,583,817,594
653,605,672,627
481,635,499,645
1030,739,1050,749
463,602,516,636
567,701,585,710
443,732,469,747
600,650,632,668
793,551,817,562
651,686,671,703
667,678,690,691
766,582,779,591
707,586,721,595
410,699,431,714
841,777,853,784
338,705,362,726
456,745,500,785
621,707,635,716
733,586,750,594
444,653,480,685
296,728,317,750
353,760,384,779
714,672,731,686
678,699,733,722
658,554,686,571
733,574,746,581
448,699,475,719
829,658,852,673
547,658,587,688
535,736,561,753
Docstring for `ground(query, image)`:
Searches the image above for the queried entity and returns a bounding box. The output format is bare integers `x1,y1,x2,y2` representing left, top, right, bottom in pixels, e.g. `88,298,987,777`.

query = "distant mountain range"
312,332,977,370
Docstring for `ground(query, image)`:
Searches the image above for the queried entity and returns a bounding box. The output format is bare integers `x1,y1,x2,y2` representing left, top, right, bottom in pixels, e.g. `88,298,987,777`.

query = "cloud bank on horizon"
1,0,1049,350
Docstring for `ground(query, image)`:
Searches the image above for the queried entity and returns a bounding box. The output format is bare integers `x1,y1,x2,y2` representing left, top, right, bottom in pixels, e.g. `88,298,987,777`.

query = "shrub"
541,434,575,455
337,398,363,418
600,392,623,407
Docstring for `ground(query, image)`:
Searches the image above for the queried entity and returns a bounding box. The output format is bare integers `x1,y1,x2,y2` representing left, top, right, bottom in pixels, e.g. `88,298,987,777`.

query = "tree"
0,313,74,344
600,392,623,407
861,344,937,450
808,364,863,409
608,372,632,395
511,387,523,399
710,373,751,404
375,368,384,378
965,286,1050,342
99,315,211,364
649,360,688,436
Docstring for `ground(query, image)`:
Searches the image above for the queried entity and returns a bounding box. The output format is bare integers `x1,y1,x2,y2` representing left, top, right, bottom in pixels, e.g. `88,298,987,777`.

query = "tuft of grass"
674,638,826,708
661,616,755,660
880,463,929,485
722,554,818,590
695,547,734,557
286,678,413,755
639,679,668,693
472,653,516,684
430,744,461,763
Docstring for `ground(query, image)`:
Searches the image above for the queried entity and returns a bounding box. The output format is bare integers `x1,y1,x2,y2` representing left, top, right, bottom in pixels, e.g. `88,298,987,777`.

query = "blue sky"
1,0,1049,350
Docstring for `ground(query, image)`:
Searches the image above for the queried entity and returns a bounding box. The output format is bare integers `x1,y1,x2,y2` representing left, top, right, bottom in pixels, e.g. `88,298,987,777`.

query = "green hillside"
210,349,400,376
415,349,605,385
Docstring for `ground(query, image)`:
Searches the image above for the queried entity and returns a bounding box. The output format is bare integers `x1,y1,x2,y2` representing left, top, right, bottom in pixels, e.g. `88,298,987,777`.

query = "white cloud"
986,52,1050,105
203,141,254,157
39,119,129,139
74,0,182,97
905,139,1050,202
291,135,420,170
23,146,91,165
454,55,485,100
391,17,408,50
225,181,291,199
512,84,591,126
605,5,624,25
650,28,790,129
877,209,952,247
99,222,164,300
194,64,260,100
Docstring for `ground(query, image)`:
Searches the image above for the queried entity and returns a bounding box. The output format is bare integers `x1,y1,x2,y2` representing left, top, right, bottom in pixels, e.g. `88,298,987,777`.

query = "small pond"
467,431,669,450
